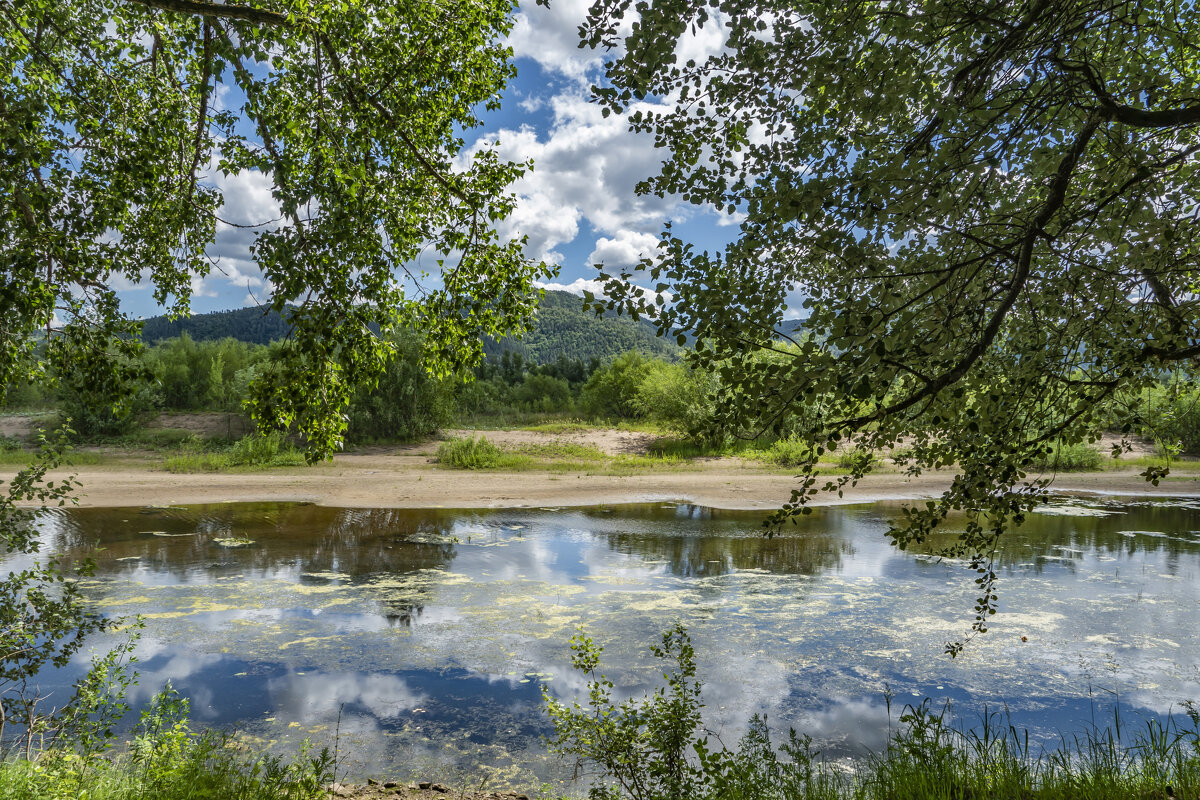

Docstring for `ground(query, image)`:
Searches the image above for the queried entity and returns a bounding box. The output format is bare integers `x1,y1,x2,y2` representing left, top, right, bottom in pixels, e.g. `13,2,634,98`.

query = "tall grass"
435,435,505,469
1028,441,1105,472
162,431,304,473
0,687,333,800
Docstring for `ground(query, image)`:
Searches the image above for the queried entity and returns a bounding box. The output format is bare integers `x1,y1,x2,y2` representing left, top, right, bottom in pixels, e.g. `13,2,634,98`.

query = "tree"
0,0,543,746
581,0,1200,650
3,0,549,457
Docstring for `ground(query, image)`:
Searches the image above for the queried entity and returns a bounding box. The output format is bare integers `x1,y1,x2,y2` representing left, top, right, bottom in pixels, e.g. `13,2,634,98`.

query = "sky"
117,0,741,319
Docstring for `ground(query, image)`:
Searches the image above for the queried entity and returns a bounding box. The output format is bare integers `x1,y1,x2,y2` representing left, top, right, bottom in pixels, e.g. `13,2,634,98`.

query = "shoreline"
9,454,1200,510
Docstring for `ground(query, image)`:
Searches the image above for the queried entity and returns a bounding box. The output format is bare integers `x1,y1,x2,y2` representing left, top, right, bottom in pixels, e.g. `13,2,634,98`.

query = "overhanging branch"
124,0,289,27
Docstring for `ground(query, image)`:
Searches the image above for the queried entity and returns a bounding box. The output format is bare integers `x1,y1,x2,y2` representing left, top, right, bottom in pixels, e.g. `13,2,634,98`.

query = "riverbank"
6,448,1200,510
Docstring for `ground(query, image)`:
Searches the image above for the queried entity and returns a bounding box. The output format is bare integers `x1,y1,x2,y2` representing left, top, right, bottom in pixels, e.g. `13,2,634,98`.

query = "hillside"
138,291,680,363
483,290,680,363
140,306,291,346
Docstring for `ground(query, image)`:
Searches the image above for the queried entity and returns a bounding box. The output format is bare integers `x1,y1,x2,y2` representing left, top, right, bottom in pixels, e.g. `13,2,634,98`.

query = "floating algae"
1032,504,1119,517
212,537,256,548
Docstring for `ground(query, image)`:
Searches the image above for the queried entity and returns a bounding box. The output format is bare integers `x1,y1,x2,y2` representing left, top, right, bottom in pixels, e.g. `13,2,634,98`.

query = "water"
20,497,1200,787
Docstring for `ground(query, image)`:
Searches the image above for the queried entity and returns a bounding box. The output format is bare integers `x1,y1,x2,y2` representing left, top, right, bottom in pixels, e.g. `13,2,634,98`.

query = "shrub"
1028,441,1104,472
0,686,334,800
226,431,305,467
346,331,456,442
1146,385,1200,456
581,352,656,420
436,435,502,469
511,373,573,413
634,361,719,440
761,437,821,468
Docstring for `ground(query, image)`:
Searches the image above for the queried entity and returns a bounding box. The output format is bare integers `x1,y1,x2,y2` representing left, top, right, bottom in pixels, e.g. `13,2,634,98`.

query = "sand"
5,451,1198,510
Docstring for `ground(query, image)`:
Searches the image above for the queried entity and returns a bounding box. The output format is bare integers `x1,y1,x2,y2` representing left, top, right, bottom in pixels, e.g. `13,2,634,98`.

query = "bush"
761,437,821,468
1028,441,1104,472
1146,384,1200,456
581,352,656,420
346,331,456,442
511,373,573,413
226,431,305,467
634,361,719,440
0,686,334,800
436,435,502,469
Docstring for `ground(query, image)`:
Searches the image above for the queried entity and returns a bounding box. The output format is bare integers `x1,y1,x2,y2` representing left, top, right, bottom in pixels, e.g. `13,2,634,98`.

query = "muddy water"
22,498,1200,787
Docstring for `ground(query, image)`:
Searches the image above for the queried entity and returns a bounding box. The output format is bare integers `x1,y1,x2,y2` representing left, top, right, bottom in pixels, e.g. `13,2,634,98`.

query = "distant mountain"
484,290,680,363
138,291,681,363
140,305,291,346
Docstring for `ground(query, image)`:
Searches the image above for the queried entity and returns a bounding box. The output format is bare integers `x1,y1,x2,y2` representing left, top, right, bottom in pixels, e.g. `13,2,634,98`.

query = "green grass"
1028,441,1105,472
162,432,305,473
0,688,332,800
510,441,608,460
435,435,694,474
435,435,507,469
0,449,105,466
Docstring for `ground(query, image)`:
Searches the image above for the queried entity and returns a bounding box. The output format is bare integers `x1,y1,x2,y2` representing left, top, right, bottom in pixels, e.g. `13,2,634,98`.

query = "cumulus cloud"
505,0,603,82
587,230,660,269
194,166,281,304
536,277,608,297
469,93,698,268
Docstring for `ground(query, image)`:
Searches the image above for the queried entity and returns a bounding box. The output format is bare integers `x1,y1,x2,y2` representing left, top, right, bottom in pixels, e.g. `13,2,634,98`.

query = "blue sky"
117,1,741,319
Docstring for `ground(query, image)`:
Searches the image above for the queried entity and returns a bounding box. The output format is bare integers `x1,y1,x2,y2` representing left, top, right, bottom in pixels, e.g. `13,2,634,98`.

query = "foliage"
2,0,549,461
581,352,657,420
1027,442,1105,473
545,626,1200,800
143,335,271,413
511,373,574,413
580,0,1200,650
436,436,504,469
0,429,138,754
346,331,456,443
633,360,719,441
0,686,334,800
1142,382,1200,456
544,624,705,800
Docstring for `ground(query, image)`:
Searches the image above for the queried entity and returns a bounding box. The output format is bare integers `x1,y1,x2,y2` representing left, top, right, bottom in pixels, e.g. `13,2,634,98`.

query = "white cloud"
536,277,607,297
470,93,698,267
505,0,603,82
587,230,660,269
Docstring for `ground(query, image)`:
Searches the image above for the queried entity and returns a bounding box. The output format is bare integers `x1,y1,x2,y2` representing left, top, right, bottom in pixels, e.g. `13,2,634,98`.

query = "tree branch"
835,116,1101,430
124,0,289,27
1057,56,1200,128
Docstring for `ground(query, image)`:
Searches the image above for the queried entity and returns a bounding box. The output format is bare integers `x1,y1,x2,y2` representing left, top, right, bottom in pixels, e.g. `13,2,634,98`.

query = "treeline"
9,329,1200,459
3,329,719,444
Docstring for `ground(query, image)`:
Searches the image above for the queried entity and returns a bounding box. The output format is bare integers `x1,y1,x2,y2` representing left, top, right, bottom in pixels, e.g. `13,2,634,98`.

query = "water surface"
26,498,1200,787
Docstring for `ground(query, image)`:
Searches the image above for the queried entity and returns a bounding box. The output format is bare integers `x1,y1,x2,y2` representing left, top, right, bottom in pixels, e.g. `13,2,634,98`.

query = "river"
21,497,1200,788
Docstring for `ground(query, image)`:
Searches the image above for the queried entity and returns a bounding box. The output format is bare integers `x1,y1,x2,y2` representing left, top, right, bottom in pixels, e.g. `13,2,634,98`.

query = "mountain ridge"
138,290,681,364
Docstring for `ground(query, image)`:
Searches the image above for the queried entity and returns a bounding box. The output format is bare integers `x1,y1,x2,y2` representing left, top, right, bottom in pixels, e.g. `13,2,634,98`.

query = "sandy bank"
7,454,1200,510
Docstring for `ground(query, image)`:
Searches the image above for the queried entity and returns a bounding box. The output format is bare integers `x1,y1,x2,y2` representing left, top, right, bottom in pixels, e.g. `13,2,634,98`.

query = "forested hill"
483,290,680,363
140,306,291,345
138,291,680,363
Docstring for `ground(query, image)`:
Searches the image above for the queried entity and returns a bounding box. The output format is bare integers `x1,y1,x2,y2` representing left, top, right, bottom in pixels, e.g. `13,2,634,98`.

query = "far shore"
8,452,1200,511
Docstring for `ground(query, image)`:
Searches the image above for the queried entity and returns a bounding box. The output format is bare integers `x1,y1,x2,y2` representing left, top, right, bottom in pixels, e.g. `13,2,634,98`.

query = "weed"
436,435,504,469
1028,441,1105,472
